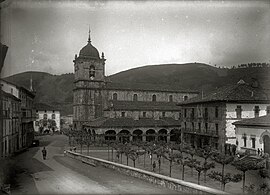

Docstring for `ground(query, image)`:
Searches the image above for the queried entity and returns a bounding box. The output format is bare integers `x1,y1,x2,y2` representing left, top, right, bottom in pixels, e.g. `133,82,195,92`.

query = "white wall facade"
34,110,61,132
225,103,270,145
235,126,270,154
1,80,19,98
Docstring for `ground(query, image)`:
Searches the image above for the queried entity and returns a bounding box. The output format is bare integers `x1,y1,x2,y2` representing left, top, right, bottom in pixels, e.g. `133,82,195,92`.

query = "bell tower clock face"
90,76,94,80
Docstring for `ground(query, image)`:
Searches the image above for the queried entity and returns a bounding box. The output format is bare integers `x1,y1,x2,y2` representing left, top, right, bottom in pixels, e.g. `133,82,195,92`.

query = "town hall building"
73,31,199,142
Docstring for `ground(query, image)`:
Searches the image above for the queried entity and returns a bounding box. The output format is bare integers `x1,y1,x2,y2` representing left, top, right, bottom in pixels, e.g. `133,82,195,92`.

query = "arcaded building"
73,32,199,142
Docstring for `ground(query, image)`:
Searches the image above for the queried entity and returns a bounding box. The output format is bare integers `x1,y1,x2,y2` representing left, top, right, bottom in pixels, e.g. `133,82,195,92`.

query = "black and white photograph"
0,0,270,194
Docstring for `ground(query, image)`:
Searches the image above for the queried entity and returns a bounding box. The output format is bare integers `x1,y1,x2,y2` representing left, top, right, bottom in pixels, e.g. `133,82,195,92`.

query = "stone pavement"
11,135,180,194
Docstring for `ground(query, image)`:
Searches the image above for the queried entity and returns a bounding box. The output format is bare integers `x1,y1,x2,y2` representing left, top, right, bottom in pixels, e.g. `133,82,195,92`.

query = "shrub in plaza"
211,152,234,183
186,157,200,178
232,156,265,193
128,150,139,168
208,171,242,191
201,161,215,183
123,143,133,166
197,146,216,182
194,160,206,185
176,156,189,180
163,151,182,177
246,168,270,194
183,145,196,177
154,146,168,174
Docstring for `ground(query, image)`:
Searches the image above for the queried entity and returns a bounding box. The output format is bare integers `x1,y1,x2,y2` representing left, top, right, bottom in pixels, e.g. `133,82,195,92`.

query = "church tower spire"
88,26,91,43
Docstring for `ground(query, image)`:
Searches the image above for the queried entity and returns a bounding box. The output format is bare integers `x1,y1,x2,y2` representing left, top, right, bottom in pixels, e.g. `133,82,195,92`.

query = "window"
254,106,260,118
243,134,247,147
251,137,256,148
121,112,125,117
169,95,173,102
204,108,208,118
152,94,156,102
236,105,242,119
133,94,138,101
215,124,218,135
267,106,270,115
179,111,181,119
184,122,187,130
113,93,118,100
215,106,219,118
143,112,146,118
184,95,188,101
89,65,95,79
205,123,208,133
43,113,47,119
192,122,195,131
184,109,187,118
191,108,195,119
162,112,166,118
11,88,13,95
198,123,201,132
52,114,55,119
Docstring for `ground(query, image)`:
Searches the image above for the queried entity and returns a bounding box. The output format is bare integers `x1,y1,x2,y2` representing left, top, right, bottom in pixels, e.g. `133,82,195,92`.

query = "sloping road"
12,135,179,194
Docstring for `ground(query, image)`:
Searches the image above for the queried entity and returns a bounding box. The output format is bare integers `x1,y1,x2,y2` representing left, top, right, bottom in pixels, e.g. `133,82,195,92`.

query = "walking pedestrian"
42,147,47,160
258,148,260,156
153,161,156,172
261,148,263,156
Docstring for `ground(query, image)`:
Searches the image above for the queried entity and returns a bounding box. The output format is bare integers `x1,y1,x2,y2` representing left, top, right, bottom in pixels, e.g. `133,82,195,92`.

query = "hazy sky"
1,0,269,77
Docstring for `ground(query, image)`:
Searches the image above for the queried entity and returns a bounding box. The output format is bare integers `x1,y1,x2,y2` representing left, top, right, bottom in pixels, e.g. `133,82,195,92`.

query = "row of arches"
104,129,180,143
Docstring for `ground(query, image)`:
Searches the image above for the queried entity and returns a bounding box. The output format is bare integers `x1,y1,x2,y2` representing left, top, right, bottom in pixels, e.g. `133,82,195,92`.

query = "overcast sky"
1,0,269,77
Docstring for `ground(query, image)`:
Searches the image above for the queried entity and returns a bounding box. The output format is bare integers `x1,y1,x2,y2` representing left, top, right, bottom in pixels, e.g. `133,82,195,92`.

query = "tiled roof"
233,115,270,127
105,81,199,93
106,100,182,111
178,82,270,105
84,117,181,128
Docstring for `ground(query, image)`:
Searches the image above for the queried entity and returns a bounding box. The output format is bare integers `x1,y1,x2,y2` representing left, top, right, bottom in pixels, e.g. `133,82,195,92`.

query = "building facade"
1,79,35,157
234,114,270,155
1,90,21,157
34,103,61,134
73,32,199,142
179,81,270,153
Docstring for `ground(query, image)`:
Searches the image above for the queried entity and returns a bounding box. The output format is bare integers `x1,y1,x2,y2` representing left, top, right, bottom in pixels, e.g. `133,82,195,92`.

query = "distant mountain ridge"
4,63,270,115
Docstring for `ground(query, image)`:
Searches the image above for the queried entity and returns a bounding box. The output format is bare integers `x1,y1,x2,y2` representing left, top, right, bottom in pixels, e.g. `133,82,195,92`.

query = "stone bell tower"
73,29,106,130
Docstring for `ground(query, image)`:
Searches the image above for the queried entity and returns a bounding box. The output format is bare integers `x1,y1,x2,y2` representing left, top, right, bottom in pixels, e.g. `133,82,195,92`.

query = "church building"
73,31,199,143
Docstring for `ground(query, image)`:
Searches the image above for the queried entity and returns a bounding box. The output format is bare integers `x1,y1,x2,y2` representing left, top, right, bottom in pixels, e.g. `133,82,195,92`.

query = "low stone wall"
65,150,229,195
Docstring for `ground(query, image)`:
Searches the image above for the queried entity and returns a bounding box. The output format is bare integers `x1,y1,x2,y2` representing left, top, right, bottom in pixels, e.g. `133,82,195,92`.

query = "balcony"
183,128,218,137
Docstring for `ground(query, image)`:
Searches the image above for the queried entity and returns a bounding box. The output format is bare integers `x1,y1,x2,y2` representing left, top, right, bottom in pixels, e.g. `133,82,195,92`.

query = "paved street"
11,135,179,194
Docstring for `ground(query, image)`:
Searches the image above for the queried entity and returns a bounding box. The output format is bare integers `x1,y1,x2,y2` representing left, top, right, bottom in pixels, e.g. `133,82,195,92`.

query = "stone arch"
158,129,168,142
133,129,143,142
118,129,130,143
170,129,180,142
259,130,270,144
105,130,116,141
260,130,270,155
113,93,118,100
146,129,156,142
